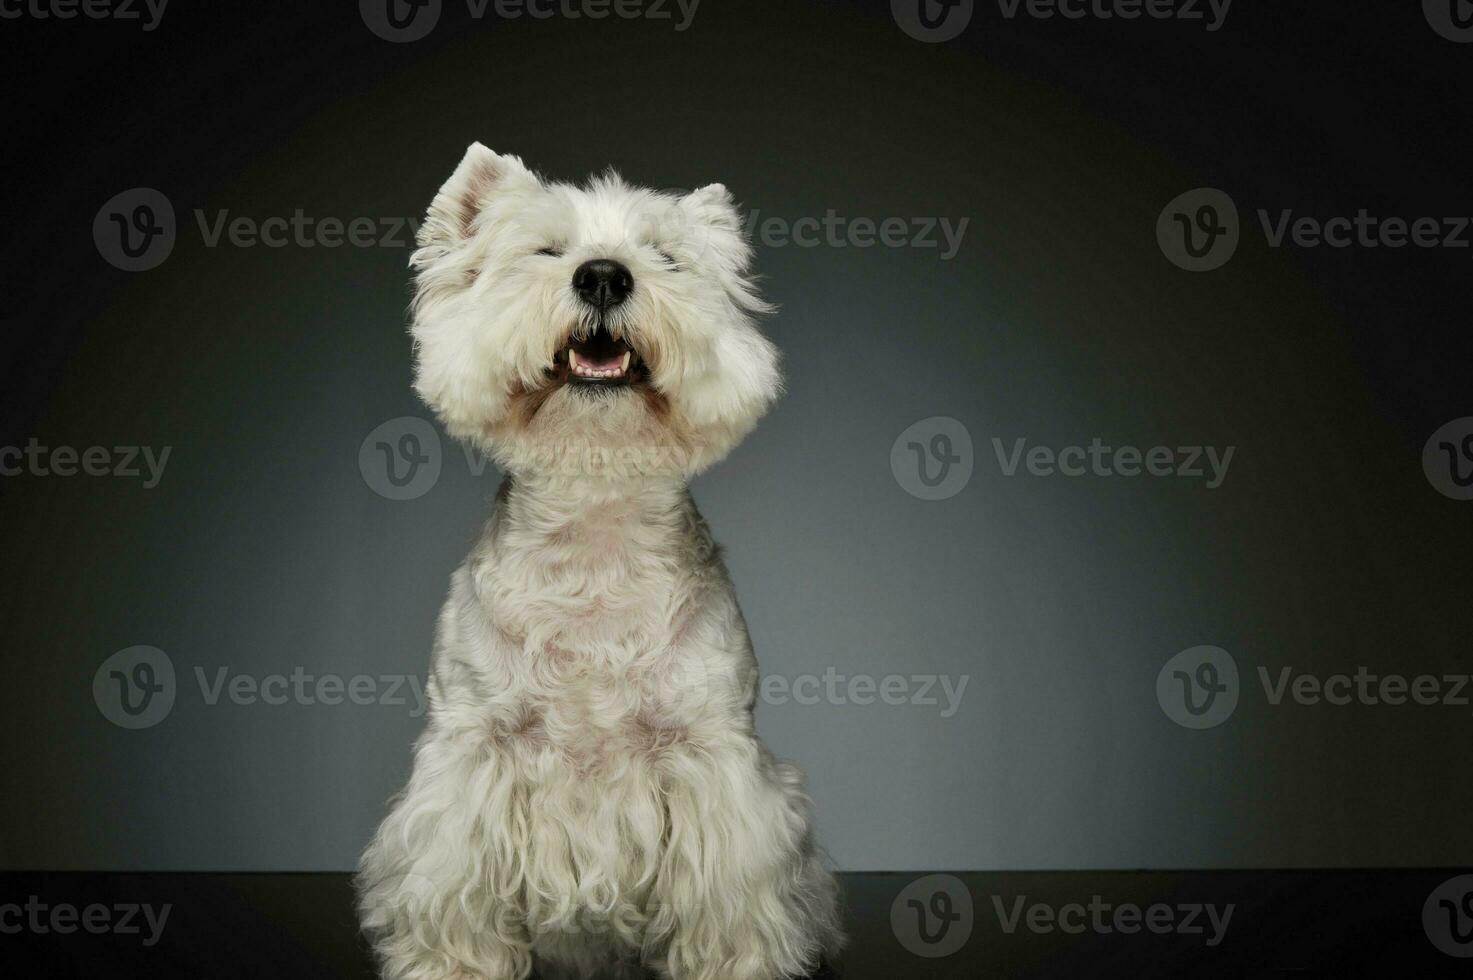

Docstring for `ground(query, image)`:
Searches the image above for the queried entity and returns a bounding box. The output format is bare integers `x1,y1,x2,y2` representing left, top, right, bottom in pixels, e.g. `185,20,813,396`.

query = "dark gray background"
1,0,1470,872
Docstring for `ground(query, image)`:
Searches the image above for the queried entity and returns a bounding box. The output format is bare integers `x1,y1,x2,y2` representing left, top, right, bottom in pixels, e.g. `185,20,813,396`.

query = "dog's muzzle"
558,258,645,388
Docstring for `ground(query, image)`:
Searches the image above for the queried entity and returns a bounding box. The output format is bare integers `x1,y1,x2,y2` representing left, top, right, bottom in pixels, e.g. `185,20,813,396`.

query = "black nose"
573,258,633,309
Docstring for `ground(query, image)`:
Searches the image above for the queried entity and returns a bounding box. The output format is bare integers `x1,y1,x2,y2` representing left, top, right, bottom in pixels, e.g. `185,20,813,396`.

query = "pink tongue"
579,353,624,371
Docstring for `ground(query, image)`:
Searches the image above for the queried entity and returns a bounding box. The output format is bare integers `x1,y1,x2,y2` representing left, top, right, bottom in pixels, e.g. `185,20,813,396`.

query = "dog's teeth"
566,349,635,379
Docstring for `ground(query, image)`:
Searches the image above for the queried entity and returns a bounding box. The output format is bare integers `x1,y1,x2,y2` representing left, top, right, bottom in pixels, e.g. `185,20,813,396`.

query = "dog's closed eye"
536,245,566,258
654,247,680,270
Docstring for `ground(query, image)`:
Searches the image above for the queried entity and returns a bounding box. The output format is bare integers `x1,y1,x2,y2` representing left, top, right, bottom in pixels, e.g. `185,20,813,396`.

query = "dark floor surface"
1,870,1470,977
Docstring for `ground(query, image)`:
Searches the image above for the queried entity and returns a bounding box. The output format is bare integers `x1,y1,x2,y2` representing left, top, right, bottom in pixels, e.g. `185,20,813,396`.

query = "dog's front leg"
649,739,842,980
359,571,536,980
358,725,534,979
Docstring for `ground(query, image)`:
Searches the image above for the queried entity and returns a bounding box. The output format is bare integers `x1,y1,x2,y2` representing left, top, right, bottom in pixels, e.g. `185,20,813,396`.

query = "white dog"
357,146,842,980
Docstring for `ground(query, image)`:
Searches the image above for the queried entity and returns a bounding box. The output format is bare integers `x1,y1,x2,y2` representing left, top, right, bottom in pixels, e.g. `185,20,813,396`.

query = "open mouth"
556,326,645,388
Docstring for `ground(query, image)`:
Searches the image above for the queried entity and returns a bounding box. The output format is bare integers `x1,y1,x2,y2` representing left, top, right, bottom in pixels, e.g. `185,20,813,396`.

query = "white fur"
357,146,842,980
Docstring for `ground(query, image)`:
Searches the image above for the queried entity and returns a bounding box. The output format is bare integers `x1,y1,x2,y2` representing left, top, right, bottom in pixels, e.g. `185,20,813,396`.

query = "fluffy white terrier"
357,145,842,980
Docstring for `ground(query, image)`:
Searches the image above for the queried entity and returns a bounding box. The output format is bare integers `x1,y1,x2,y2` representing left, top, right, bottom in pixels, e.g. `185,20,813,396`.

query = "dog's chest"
470,488,712,775
487,496,689,641
514,655,690,773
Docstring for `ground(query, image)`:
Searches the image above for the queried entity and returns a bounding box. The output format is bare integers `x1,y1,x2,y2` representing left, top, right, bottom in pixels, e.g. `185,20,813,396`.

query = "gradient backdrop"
2,0,1471,874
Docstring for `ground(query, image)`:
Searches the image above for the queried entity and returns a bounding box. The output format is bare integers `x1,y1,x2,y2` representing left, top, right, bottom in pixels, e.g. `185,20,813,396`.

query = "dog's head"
409,144,779,479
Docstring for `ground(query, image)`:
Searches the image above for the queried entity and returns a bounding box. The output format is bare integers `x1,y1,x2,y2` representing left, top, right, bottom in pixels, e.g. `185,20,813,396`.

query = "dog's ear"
681,182,756,274
418,143,540,250
681,183,741,233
